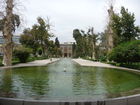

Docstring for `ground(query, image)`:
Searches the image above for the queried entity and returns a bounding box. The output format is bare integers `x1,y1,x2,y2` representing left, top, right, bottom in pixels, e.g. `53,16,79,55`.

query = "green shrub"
99,56,107,62
108,40,140,63
38,48,43,56
13,46,32,63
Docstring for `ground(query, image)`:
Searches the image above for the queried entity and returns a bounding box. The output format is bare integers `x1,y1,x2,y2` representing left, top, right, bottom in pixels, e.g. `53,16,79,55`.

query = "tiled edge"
0,98,24,105
0,94,140,105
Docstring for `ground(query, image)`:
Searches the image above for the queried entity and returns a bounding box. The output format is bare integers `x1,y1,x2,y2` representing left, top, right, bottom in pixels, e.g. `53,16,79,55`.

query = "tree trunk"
2,0,14,66
107,5,114,53
108,27,114,52
91,27,96,60
92,41,96,60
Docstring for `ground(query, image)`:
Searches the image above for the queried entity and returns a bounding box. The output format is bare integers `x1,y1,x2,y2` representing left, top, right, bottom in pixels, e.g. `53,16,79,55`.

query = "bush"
13,46,32,63
99,56,107,62
108,40,140,63
38,48,43,56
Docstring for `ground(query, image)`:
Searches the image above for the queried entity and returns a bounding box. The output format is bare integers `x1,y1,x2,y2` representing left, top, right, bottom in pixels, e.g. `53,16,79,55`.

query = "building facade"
0,35,20,44
60,42,73,57
0,35,20,55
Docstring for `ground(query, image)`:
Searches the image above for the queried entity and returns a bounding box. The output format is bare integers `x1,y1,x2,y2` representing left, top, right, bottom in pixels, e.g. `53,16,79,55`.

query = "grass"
120,63,140,70
83,57,140,70
108,62,140,70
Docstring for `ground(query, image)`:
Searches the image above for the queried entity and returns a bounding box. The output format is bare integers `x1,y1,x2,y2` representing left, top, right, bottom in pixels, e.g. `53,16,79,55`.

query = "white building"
0,36,20,44
0,35,20,55
60,42,73,57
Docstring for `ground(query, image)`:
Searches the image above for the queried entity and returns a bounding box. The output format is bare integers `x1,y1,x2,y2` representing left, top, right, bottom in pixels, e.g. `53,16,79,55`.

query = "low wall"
0,94,140,105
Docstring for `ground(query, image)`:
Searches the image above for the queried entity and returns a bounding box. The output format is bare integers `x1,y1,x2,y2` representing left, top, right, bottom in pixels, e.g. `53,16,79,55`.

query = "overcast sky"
19,0,140,42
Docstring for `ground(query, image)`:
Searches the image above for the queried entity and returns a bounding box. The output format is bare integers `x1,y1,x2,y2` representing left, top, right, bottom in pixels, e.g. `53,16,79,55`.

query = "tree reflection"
0,68,16,98
72,66,97,95
14,66,50,99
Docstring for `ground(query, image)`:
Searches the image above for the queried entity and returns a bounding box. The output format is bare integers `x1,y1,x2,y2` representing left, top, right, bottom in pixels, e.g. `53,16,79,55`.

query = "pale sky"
18,0,140,42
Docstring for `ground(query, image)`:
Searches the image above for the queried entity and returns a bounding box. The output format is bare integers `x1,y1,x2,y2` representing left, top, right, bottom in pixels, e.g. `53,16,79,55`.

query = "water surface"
0,58,140,100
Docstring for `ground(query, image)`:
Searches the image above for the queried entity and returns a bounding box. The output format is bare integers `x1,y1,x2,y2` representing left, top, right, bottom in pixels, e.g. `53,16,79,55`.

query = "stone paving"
0,58,59,69
73,58,140,73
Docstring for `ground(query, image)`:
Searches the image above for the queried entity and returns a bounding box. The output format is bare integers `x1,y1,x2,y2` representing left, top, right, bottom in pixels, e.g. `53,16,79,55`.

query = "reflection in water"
72,66,107,100
13,66,50,100
0,68,16,97
102,69,140,98
0,58,140,100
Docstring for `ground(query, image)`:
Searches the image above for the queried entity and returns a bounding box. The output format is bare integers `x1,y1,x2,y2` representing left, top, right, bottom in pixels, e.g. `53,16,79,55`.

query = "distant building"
0,36,20,44
0,35,20,55
0,45,3,56
60,42,73,57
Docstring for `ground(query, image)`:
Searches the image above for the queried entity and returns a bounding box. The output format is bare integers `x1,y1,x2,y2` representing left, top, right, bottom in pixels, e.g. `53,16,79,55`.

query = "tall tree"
111,7,140,44
87,27,99,60
0,14,20,35
98,32,108,57
73,28,99,59
106,5,115,52
55,37,60,48
72,42,76,58
54,37,61,57
20,17,53,56
73,29,84,57
20,28,39,56
2,0,20,66
35,17,51,56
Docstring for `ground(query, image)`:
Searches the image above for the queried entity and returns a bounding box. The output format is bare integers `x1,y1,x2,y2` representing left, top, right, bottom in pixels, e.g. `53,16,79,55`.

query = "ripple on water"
0,58,140,100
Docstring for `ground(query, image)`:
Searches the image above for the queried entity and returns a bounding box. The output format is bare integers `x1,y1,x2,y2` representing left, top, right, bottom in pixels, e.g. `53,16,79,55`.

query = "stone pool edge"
0,94,140,105
72,58,140,74
0,58,60,69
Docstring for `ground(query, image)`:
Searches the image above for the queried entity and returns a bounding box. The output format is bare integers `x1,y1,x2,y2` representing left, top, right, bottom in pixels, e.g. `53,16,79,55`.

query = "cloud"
21,0,140,42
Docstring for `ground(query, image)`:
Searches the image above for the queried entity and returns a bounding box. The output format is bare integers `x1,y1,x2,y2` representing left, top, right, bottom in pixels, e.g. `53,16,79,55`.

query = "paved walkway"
73,58,140,73
0,58,59,69
1,58,139,74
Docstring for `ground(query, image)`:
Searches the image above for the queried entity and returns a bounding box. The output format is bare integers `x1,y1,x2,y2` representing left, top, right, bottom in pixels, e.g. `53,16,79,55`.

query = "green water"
0,58,140,100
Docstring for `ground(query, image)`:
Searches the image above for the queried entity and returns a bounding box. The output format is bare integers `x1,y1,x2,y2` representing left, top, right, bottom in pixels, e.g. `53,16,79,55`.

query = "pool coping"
0,94,140,105
0,58,60,70
72,58,140,74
